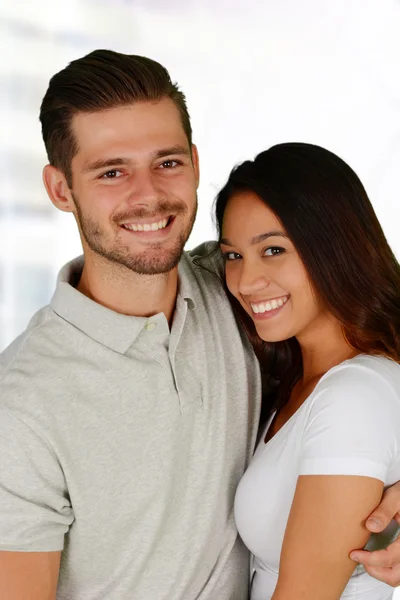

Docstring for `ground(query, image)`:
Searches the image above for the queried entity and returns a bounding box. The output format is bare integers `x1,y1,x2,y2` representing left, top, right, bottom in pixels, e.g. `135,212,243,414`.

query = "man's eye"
264,247,285,256
159,160,180,169
101,170,123,179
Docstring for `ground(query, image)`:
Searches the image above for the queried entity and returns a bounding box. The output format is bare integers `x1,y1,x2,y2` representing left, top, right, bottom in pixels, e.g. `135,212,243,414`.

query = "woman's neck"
297,315,359,386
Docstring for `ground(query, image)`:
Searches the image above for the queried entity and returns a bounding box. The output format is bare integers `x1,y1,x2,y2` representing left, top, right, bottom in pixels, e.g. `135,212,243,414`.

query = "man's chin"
107,247,183,276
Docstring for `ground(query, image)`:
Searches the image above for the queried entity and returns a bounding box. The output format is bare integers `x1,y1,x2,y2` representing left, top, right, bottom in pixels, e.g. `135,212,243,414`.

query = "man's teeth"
250,296,288,314
123,218,169,232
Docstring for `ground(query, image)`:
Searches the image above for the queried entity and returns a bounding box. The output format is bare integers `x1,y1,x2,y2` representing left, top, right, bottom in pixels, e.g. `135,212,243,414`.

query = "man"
0,50,399,599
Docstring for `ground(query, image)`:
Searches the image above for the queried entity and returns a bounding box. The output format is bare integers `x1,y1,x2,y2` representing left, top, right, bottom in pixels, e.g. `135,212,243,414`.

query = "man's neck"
76,254,179,324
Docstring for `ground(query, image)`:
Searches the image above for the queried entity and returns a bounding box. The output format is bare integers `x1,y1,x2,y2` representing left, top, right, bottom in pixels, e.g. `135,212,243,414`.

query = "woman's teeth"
250,296,289,314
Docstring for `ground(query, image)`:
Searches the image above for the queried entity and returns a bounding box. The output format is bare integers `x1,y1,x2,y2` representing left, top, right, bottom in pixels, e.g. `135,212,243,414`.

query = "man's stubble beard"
71,192,198,276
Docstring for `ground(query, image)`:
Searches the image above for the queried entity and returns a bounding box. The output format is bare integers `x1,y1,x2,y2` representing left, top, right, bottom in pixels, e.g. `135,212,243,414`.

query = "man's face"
68,99,199,275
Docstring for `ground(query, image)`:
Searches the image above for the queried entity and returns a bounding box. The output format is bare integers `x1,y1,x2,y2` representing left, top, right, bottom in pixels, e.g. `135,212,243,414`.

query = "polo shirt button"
145,322,157,331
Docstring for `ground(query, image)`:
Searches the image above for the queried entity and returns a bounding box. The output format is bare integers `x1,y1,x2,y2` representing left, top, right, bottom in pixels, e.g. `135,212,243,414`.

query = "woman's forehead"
222,191,283,234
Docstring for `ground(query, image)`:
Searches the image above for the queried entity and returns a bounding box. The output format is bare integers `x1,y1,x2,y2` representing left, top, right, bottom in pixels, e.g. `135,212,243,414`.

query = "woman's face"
220,191,327,343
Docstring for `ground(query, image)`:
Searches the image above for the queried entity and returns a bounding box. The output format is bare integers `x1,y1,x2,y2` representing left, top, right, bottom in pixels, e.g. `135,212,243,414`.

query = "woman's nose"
238,263,270,296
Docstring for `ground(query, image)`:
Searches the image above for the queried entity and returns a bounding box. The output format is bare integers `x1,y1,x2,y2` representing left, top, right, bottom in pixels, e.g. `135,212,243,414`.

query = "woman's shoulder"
316,354,400,401
298,355,400,482
299,356,400,441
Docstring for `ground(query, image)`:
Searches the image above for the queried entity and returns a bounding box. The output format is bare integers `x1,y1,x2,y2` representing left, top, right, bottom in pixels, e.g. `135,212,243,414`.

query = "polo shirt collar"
50,254,196,354
51,257,148,354
177,252,196,310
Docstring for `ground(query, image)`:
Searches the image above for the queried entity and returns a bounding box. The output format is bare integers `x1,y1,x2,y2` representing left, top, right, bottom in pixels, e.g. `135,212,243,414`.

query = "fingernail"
350,553,359,562
367,517,382,528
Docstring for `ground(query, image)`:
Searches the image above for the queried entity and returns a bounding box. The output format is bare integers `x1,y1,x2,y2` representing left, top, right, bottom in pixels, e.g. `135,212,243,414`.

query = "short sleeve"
298,365,400,482
0,408,74,551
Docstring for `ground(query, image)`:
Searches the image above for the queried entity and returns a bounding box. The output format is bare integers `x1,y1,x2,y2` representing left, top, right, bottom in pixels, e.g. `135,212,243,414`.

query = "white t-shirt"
234,355,400,600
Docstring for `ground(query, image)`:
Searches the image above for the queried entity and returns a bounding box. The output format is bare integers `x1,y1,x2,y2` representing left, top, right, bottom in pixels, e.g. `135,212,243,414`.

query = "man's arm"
271,475,384,600
0,551,61,600
350,481,400,586
0,408,72,596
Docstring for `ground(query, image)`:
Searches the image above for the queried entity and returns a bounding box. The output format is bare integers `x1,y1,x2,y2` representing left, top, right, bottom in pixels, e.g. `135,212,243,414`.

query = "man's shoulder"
0,304,67,392
0,302,82,428
185,240,224,278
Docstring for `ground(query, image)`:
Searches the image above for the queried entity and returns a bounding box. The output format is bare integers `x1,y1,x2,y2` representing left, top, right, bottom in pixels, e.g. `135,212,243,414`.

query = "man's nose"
126,170,160,206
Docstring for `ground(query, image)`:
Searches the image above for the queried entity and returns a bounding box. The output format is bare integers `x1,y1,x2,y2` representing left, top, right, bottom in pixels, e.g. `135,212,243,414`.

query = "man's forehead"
71,101,189,163
71,99,184,134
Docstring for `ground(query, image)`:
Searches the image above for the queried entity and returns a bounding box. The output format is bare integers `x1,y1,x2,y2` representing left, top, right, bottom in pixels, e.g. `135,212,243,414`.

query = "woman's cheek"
224,266,238,298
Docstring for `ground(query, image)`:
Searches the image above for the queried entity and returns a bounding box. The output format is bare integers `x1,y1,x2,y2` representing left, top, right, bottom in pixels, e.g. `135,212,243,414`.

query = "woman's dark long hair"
214,142,400,417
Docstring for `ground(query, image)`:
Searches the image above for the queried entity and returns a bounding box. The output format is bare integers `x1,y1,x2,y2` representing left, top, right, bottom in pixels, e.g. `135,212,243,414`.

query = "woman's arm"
271,474,384,600
350,481,400,586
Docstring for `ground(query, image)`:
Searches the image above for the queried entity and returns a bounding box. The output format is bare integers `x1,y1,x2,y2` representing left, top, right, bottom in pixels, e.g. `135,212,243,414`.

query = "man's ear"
191,144,200,189
42,165,75,213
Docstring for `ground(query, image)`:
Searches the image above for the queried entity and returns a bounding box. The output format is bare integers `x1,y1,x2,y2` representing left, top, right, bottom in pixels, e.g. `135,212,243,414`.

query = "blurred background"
1,2,400,595
1,0,400,362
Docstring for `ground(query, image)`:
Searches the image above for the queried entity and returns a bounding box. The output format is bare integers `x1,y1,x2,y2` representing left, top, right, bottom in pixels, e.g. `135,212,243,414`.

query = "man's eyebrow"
220,231,289,246
82,157,131,173
154,145,191,159
82,146,190,173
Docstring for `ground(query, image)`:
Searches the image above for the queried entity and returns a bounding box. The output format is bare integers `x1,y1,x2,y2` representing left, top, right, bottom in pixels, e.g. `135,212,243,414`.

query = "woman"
215,143,400,599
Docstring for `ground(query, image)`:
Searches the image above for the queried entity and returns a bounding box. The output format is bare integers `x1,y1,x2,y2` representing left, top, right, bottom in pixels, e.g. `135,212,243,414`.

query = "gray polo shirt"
0,242,261,600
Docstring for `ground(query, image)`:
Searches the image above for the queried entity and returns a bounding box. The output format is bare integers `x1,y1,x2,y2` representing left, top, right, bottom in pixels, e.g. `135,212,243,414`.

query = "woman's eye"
223,252,241,261
264,247,284,257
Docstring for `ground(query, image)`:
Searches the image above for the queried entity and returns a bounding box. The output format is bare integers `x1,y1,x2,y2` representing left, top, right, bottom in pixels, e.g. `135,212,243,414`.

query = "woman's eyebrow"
220,231,289,246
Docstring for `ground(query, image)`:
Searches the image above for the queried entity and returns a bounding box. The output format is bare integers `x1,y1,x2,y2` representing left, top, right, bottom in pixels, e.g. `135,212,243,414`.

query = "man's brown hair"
39,49,192,187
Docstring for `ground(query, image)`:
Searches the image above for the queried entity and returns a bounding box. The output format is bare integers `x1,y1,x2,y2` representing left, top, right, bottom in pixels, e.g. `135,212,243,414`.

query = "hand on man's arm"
0,551,61,600
350,480,400,587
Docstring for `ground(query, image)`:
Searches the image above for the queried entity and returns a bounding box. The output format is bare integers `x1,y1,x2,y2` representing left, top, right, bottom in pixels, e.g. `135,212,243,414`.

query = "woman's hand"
350,481,400,587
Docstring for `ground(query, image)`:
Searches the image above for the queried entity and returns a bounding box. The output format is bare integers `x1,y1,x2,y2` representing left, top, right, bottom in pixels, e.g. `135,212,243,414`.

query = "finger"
365,517,386,533
366,484,400,532
350,549,393,568
364,565,400,587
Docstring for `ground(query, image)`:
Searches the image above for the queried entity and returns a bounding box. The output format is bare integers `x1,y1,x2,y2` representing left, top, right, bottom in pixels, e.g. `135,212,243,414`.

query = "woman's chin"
254,324,291,344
